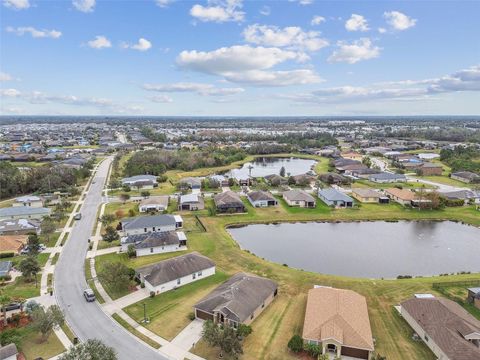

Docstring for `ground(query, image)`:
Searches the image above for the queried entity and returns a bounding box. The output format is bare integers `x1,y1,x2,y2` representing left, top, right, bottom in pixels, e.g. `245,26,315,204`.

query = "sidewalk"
103,288,150,314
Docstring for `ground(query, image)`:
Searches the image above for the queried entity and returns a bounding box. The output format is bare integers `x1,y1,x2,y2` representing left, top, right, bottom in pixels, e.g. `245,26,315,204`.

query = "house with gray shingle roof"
0,343,18,360
121,174,158,189
214,191,245,213
0,218,40,235
0,207,51,221
282,190,316,208
120,214,183,236
318,188,354,208
247,191,277,207
194,272,278,327
121,230,187,256
136,252,215,294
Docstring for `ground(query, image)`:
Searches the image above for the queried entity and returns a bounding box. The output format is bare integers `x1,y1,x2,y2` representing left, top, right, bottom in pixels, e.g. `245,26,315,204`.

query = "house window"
274,289,278,297
250,314,254,320
192,273,196,279
262,303,265,308
424,335,429,342
177,279,181,285
144,228,147,233
198,271,202,276
150,248,153,253
153,227,156,231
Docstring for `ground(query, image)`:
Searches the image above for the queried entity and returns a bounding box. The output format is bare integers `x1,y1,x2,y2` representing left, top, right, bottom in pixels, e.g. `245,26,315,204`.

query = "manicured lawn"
0,275,41,299
124,271,229,341
112,313,162,349
412,175,469,187
354,179,435,189
97,239,120,250
51,252,60,265
41,231,61,248
17,325,65,360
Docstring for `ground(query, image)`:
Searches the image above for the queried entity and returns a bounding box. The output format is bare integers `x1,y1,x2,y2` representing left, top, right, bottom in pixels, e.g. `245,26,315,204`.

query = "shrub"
140,282,145,288
287,334,303,353
149,291,155,298
237,324,252,338
0,252,14,259
303,343,321,357
188,312,195,321
0,274,11,281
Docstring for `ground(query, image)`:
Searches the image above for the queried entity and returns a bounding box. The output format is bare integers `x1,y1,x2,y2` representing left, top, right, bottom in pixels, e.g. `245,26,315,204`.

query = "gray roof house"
0,218,40,235
0,261,12,277
0,207,51,220
0,343,18,360
451,171,480,183
282,190,316,208
467,287,480,304
214,191,246,213
247,191,278,207
178,194,205,211
318,188,354,208
368,172,407,183
136,252,215,294
121,175,158,189
179,177,202,189
120,214,183,235
121,230,187,251
440,190,480,204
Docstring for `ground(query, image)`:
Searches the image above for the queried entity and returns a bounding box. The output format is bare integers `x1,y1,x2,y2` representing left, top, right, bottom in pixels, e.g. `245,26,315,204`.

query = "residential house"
337,163,368,175
178,194,205,211
12,195,44,208
302,287,374,359
264,174,287,186
247,191,278,207
208,175,229,187
0,219,39,235
318,172,348,185
0,235,28,254
417,162,443,176
291,174,316,186
352,188,389,204
214,191,245,213
440,190,480,205
451,171,480,184
179,177,202,190
121,175,158,190
136,252,215,294
0,207,51,220
194,272,277,327
0,261,12,277
0,343,18,360
120,214,183,236
467,288,480,310
283,190,316,208
385,188,416,206
368,172,407,183
138,196,169,213
318,188,354,208
400,296,480,360
121,230,187,256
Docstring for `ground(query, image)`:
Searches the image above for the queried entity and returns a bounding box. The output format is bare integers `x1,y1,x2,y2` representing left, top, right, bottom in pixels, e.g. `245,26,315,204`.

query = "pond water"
228,221,480,278
226,157,316,180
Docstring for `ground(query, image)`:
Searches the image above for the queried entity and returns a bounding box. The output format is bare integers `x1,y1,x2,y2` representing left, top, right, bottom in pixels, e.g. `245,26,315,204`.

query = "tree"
98,262,131,293
18,256,41,285
287,176,295,185
122,184,131,192
31,305,64,341
303,343,321,357
40,218,56,244
126,244,136,258
99,214,116,226
236,324,252,338
102,226,119,243
362,156,372,168
218,325,243,359
202,320,220,347
24,299,41,314
119,193,130,204
279,166,286,177
0,292,11,326
0,329,21,348
287,334,303,353
27,233,41,254
60,339,117,360
140,190,150,198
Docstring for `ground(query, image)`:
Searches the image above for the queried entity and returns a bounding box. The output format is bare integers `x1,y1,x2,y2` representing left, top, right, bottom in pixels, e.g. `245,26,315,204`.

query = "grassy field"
0,275,41,299
18,325,65,360
112,313,162,349
412,175,470,187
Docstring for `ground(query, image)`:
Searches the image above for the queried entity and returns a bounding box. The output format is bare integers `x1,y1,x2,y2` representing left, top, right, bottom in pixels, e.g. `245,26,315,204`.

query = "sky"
0,0,479,116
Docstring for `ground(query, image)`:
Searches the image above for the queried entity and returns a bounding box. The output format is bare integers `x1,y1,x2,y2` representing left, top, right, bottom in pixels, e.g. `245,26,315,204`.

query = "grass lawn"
0,275,41,299
412,175,470,187
112,313,162,349
435,285,480,320
51,252,60,265
41,231,61,248
124,271,229,341
60,322,76,343
18,325,65,360
354,179,435,190
97,239,120,250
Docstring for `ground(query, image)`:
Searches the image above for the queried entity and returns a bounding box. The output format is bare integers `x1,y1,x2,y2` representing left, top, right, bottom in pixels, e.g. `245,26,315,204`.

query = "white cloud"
155,0,174,8
383,11,417,31
177,45,319,86
345,14,369,32
0,88,21,97
328,38,380,64
6,26,62,39
378,27,387,34
122,38,152,51
289,0,314,5
144,82,244,96
2,0,29,10
148,95,174,103
190,0,244,23
311,15,326,26
0,72,13,82
87,35,112,49
1,106,24,114
72,0,95,13
259,5,270,16
243,24,328,52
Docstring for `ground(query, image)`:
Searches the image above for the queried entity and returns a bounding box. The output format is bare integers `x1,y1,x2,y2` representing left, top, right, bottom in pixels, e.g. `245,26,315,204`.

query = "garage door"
195,309,214,321
341,347,369,359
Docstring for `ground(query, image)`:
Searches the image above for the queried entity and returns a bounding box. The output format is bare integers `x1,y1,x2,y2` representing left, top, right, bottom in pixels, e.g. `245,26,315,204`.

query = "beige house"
385,188,416,206
13,196,44,208
282,190,316,208
351,188,388,203
302,287,374,359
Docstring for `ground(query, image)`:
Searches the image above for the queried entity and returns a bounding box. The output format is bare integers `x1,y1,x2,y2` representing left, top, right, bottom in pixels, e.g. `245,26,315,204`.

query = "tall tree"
98,262,131,293
18,256,41,286
102,226,120,243
31,305,65,341
60,339,117,360
40,218,57,244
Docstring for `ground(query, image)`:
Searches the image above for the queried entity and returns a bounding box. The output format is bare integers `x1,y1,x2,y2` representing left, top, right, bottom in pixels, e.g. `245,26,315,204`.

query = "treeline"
440,146,480,174
140,126,167,143
381,127,480,143
124,147,247,176
0,161,93,199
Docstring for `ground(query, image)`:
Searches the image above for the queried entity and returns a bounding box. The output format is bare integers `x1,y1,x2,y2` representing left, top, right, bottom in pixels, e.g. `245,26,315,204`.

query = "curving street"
54,157,166,360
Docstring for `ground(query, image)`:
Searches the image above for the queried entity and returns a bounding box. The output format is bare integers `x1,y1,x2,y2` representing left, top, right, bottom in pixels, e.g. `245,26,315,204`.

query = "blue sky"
1,0,479,116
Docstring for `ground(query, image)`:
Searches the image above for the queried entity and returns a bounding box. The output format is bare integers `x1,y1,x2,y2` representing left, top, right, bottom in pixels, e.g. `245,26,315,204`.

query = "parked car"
83,288,95,302
1,302,22,312
20,244,46,255
74,213,82,220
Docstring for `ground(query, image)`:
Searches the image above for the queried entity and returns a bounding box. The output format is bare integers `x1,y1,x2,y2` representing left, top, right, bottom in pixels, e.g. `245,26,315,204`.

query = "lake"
228,221,480,278
226,157,316,180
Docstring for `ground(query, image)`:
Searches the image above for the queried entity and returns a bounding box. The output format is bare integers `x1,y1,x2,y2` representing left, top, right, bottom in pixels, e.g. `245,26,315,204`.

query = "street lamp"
143,302,147,323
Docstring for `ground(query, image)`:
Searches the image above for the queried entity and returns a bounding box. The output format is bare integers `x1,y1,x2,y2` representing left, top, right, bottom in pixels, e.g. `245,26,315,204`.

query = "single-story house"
0,207,51,221
283,190,316,208
417,162,443,176
451,171,480,183
0,218,40,235
467,288,480,309
136,252,215,294
178,194,205,211
440,190,480,205
385,188,416,206
214,191,245,213
318,188,354,208
302,287,374,359
0,343,18,360
0,235,28,254
333,158,360,168
194,272,278,327
120,214,183,236
291,174,316,185
0,261,12,277
208,175,229,187
121,230,187,256
400,296,480,360
121,175,158,189
13,195,44,208
351,188,389,204
318,172,349,185
337,163,368,174
264,174,288,186
350,168,382,178
247,191,278,207
138,196,169,213
179,177,202,190
368,172,407,183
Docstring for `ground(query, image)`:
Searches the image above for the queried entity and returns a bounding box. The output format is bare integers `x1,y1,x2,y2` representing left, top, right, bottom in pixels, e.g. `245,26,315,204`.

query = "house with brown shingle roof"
385,188,416,206
0,235,28,254
400,296,480,360
302,287,374,359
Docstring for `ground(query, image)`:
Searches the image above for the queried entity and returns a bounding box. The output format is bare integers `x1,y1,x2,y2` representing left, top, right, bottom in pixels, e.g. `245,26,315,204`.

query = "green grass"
51,252,60,265
0,274,41,299
97,239,120,250
17,325,65,360
60,322,77,343
412,175,470,187
111,313,162,349
124,271,228,341
41,232,61,248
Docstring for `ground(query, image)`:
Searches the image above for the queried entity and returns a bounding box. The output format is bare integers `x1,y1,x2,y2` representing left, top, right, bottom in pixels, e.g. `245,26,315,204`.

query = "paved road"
55,157,166,360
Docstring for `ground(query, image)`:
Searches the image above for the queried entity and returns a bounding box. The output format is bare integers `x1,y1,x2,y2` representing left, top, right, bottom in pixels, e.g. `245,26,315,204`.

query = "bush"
149,291,155,298
0,274,12,281
287,334,303,353
303,343,321,357
157,174,168,183
140,282,145,288
237,324,252,338
188,312,196,321
0,252,14,259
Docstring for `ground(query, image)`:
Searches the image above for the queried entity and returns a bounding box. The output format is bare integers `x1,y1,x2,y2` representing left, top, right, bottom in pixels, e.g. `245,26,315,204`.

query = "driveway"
162,319,205,360
54,157,166,360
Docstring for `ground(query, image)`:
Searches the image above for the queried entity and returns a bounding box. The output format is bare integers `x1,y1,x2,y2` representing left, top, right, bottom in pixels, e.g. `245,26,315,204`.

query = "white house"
121,175,158,189
0,207,51,221
120,214,182,236
121,231,187,256
13,196,44,208
136,252,215,294
138,196,169,212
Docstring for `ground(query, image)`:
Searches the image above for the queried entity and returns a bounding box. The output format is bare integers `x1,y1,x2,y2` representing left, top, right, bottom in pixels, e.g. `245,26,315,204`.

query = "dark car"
1,302,22,312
